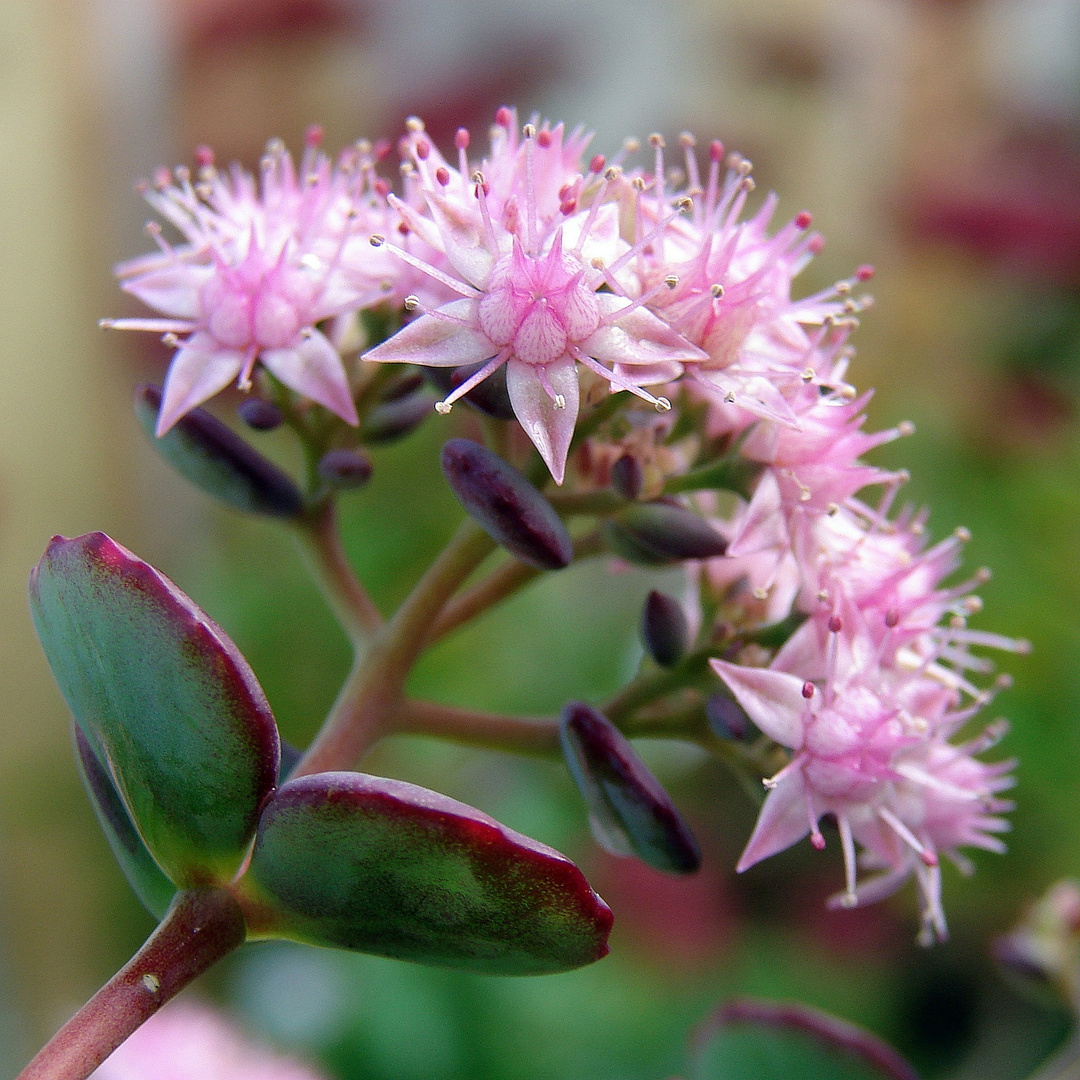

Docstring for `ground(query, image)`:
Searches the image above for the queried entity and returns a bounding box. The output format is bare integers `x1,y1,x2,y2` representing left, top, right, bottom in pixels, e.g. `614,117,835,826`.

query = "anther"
795,211,813,229
741,177,756,193
405,116,424,133
537,129,552,148
975,566,992,583
649,133,665,149
723,391,736,404
955,526,972,542
162,333,179,347
709,140,724,162
655,397,672,412
435,166,450,186
589,154,605,174
828,615,843,634
415,138,430,160
304,124,324,148
753,586,769,600
950,615,967,630
455,128,470,150
736,158,753,176
885,610,900,628
523,123,536,139
495,106,513,128
553,394,566,410
826,502,839,515
802,681,815,699
710,283,725,298
898,421,915,436
373,178,390,198
856,264,875,281
836,281,852,295
403,295,420,311
680,131,696,148
604,166,621,181
369,234,385,247
435,401,453,415
632,176,646,192
194,144,215,168
664,275,679,289
801,368,816,383
817,589,830,602
624,137,641,154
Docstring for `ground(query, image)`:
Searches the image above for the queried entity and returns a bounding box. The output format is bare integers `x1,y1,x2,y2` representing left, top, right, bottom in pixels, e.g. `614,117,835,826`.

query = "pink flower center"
477,236,600,366
200,272,308,351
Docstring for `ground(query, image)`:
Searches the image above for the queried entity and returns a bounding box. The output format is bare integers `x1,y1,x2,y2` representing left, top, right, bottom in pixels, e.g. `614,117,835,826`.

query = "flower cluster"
109,109,1022,939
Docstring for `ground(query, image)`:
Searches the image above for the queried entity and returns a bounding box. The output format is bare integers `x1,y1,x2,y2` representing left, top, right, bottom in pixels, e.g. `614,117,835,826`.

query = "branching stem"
16,889,245,1080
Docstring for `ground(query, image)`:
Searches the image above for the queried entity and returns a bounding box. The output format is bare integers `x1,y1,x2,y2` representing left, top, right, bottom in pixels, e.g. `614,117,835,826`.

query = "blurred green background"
1,0,1078,1077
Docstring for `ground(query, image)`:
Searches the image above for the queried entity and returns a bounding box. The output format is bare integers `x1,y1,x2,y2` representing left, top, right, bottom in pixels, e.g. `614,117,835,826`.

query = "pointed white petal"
585,295,708,366
710,659,809,748
156,335,243,435
261,329,359,425
505,356,579,485
736,777,813,871
121,262,214,319
362,299,495,368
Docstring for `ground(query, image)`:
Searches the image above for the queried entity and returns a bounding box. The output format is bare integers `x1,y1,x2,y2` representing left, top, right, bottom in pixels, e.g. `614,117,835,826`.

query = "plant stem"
293,501,383,645
17,889,245,1080
392,699,561,757
428,531,604,644
602,652,712,725
292,519,495,776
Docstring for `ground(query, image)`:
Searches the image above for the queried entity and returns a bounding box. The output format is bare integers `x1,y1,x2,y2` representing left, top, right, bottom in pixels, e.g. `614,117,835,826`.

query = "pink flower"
102,132,403,434
91,1000,327,1080
361,113,706,483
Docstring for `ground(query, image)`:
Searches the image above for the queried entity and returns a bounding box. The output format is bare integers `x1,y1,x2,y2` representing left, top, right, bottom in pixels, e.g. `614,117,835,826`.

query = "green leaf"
135,384,304,518
30,532,280,886
693,999,920,1080
242,771,614,975
72,722,176,918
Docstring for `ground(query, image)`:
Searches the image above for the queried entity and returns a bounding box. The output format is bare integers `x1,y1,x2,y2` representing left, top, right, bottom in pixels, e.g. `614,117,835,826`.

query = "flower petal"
506,356,579,485
423,189,499,290
262,330,359,426
736,777,813,872
584,295,707,367
157,335,243,436
121,261,214,320
710,659,809,748
363,299,496,368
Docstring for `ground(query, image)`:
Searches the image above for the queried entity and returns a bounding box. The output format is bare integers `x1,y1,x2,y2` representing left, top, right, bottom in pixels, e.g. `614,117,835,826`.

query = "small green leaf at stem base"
241,771,613,975
693,998,921,1080
30,532,280,886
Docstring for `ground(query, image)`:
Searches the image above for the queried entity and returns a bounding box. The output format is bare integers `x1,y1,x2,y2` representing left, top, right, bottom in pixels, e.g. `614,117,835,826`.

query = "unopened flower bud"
705,694,751,740
602,520,675,566
559,702,701,874
317,448,373,488
441,439,573,570
641,591,689,667
135,385,303,519
378,371,427,403
616,502,727,561
236,398,284,431
360,393,436,444
611,454,644,501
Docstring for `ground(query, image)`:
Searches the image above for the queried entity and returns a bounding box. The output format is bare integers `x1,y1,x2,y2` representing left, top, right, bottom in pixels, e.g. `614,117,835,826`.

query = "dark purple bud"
560,702,701,875
641,590,689,667
237,397,284,431
705,693,752,740
601,520,675,566
441,439,573,570
617,501,727,560
611,454,644,501
426,360,516,420
318,448,373,488
135,385,303,518
360,392,436,444
379,370,427,403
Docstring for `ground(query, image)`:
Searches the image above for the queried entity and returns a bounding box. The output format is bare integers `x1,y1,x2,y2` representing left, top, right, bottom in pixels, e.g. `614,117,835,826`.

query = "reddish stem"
17,888,246,1080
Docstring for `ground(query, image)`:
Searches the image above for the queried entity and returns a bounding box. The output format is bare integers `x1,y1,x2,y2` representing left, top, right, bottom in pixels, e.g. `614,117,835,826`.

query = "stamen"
369,233,478,298
838,816,858,906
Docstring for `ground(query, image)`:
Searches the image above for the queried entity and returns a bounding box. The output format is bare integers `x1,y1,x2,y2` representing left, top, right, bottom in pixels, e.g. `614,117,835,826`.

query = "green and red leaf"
242,771,613,975
30,532,280,887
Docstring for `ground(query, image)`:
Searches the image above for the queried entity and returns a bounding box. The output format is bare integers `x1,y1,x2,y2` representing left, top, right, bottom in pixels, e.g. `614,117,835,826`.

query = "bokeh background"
1,0,1079,1076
